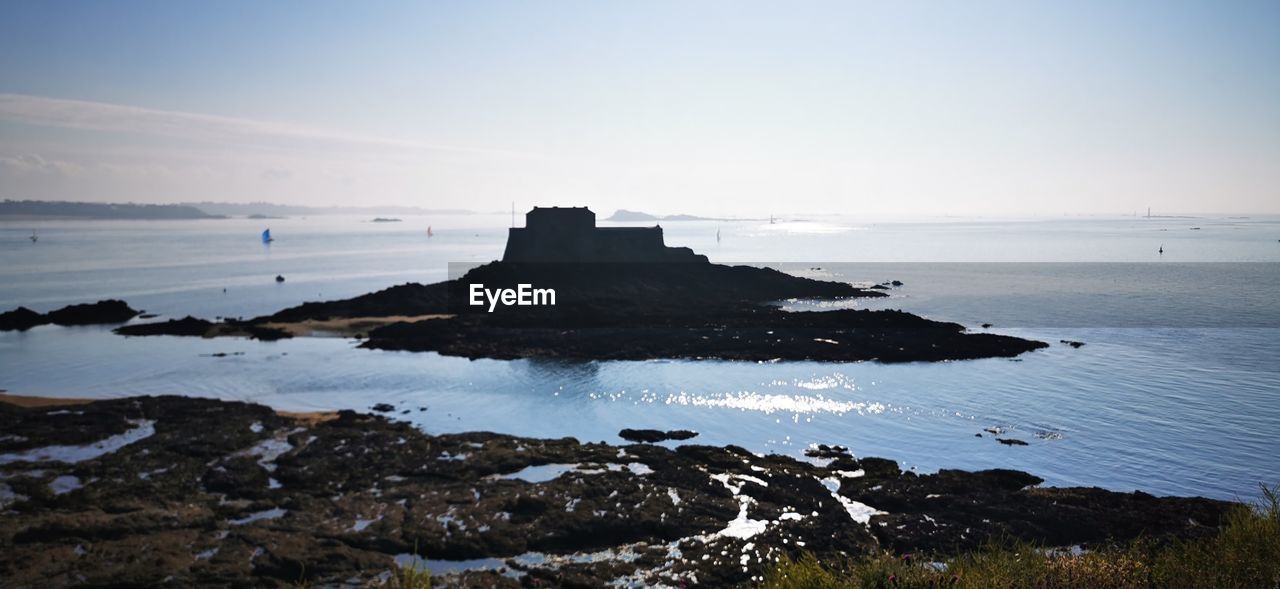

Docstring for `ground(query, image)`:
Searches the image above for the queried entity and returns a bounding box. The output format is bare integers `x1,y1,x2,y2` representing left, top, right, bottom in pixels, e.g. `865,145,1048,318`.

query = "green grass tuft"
389,549,433,589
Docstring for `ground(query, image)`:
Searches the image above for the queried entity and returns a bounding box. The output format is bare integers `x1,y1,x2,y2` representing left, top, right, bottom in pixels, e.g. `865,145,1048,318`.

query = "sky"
1,0,1277,216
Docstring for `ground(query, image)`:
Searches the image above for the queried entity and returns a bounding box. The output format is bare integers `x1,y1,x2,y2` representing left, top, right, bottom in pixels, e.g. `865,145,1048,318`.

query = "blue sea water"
1,214,1278,501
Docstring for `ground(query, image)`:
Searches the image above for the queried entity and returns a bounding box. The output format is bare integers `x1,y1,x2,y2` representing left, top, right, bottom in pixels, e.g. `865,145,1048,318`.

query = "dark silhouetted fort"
502,207,708,263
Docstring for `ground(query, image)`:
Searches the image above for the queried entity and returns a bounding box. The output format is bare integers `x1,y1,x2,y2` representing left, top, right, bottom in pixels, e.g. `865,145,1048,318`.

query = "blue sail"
261,229,272,243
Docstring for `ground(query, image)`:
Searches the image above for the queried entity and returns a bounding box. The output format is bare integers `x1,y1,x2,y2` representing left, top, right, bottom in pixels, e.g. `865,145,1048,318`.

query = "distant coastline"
0,199,479,220
182,201,474,218
0,200,222,220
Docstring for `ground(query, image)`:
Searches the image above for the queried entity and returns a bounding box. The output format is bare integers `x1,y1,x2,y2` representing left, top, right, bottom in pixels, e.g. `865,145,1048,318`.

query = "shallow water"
2,214,1278,500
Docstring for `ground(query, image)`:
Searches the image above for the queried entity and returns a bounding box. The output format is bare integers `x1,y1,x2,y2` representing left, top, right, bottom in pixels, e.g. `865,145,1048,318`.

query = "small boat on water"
427,226,433,238
275,275,285,283
262,229,274,243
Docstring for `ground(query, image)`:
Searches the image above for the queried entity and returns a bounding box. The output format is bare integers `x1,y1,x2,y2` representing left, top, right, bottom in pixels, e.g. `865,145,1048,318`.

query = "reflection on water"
655,390,885,417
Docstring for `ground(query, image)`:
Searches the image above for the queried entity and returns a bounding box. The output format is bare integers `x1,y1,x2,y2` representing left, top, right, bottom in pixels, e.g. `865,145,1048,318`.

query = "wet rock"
364,308,1047,363
113,317,291,341
1061,339,1086,348
997,438,1029,446
241,324,291,341
618,429,699,443
859,457,903,477
2,300,139,331
116,316,215,337
44,300,140,326
370,403,395,413
0,307,44,331
804,444,851,459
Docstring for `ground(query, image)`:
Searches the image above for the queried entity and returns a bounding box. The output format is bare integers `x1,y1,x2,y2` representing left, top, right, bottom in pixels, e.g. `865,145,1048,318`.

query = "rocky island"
112,206,1048,362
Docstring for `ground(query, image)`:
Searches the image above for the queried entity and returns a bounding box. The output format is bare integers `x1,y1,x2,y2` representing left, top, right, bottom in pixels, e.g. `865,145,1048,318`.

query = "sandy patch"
0,394,95,408
1,393,338,425
260,314,450,337
275,410,340,425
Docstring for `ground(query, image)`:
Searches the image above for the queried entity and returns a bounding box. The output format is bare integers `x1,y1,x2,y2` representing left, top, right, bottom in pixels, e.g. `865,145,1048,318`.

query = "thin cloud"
0,93,544,160
0,153,83,176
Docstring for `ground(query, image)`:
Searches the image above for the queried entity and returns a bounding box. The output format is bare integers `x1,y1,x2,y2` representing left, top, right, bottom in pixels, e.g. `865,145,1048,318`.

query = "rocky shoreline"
0,300,139,331
0,395,1232,588
94,259,1050,362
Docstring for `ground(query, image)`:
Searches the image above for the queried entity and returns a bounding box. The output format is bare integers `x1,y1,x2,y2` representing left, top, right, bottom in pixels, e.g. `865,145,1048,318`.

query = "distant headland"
0,200,222,220
605,209,744,222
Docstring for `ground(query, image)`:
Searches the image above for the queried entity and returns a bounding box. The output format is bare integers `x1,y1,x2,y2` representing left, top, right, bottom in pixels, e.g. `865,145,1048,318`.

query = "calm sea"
2,214,1278,501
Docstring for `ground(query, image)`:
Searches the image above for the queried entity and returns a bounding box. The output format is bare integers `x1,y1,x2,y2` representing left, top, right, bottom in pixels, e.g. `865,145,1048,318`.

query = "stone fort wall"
502,207,706,263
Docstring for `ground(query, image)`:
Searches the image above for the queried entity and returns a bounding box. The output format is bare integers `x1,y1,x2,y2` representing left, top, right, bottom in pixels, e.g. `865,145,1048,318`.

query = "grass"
288,551,433,589
761,484,1280,589
387,543,433,589
388,558,433,589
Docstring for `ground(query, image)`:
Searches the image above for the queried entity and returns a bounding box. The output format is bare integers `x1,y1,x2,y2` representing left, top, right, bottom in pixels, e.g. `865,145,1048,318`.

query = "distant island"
606,209,729,222
0,200,222,220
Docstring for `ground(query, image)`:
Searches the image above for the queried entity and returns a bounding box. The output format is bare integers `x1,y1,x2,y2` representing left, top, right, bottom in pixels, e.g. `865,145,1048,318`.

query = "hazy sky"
1,0,1277,216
